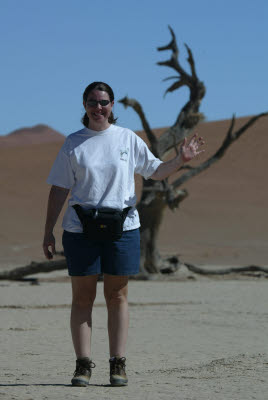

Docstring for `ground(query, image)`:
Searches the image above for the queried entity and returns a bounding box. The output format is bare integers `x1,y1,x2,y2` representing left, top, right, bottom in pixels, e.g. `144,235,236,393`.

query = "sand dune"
0,124,64,147
0,116,267,270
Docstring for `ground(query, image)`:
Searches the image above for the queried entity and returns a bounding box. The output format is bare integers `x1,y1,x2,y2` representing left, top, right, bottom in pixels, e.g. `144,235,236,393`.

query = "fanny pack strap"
72,204,85,224
122,206,132,219
72,204,132,224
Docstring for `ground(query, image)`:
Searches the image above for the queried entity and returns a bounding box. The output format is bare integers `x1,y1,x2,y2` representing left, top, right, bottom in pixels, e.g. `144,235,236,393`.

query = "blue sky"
0,0,267,136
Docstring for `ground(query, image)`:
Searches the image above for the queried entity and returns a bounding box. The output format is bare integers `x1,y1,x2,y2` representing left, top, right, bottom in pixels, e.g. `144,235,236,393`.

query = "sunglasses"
86,99,111,107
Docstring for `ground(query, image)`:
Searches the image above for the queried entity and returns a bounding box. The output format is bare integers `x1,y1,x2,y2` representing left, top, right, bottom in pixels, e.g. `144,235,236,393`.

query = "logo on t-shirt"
120,148,129,162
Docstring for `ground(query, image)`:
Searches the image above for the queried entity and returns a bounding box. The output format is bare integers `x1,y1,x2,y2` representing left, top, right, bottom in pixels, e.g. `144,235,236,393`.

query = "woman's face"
83,89,114,130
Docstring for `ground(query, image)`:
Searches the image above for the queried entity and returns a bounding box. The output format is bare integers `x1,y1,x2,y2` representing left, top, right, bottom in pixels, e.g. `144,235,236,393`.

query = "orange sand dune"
0,116,267,269
0,124,64,147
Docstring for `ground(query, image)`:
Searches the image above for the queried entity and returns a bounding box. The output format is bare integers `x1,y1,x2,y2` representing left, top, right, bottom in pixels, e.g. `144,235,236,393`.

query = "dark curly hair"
81,81,117,127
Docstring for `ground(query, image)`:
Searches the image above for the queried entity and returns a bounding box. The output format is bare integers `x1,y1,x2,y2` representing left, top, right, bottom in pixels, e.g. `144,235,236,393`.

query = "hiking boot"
71,357,96,387
109,356,128,386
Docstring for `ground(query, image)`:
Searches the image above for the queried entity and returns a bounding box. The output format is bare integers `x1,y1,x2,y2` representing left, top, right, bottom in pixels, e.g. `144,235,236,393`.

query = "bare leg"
70,275,98,359
103,274,129,357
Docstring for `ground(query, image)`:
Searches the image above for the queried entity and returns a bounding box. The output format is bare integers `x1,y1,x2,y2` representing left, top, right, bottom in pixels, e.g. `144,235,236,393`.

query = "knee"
72,291,96,308
104,288,128,307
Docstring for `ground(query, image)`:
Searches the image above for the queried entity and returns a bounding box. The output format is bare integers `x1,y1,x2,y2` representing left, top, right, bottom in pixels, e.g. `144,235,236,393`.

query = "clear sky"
0,0,267,136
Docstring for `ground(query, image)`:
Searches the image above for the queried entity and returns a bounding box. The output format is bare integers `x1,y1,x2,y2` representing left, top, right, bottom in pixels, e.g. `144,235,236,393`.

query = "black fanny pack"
72,204,132,241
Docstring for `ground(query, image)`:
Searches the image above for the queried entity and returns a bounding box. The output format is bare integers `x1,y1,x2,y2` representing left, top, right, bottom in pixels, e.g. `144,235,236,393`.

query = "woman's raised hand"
180,134,205,163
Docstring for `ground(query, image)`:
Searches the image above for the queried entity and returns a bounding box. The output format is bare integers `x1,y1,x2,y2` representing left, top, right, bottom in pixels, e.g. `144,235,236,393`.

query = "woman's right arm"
43,185,70,260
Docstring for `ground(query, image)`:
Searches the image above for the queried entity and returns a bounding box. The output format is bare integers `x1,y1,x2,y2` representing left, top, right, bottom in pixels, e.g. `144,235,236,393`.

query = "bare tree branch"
172,112,268,189
157,26,190,79
172,131,180,156
156,28,205,156
184,43,197,80
118,96,159,157
119,27,205,160
162,76,180,82
157,25,178,57
231,112,268,140
164,78,188,97
179,165,195,170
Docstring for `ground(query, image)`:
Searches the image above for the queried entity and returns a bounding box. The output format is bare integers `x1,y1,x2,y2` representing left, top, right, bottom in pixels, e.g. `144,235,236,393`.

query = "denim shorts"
62,228,140,276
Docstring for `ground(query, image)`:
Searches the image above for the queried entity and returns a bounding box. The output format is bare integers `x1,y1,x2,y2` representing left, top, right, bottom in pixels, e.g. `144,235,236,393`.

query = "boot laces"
74,360,96,376
110,357,126,375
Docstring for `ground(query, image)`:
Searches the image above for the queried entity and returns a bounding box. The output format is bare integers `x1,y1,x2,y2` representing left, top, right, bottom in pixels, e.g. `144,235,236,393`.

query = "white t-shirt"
47,124,163,232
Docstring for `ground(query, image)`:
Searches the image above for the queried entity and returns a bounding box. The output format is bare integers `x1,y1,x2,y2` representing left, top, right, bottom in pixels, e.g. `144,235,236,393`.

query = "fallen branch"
0,259,67,281
1,258,267,282
184,263,268,275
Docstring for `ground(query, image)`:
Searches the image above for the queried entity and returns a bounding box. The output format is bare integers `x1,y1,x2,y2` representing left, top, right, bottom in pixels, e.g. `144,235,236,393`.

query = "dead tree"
119,26,268,275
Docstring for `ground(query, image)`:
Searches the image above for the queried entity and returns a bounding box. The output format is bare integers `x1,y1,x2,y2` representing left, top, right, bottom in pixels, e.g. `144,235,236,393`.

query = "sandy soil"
1,276,267,400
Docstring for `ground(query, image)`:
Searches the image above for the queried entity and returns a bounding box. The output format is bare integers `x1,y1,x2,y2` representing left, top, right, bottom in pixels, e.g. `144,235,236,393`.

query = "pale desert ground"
0,117,267,399
1,276,268,400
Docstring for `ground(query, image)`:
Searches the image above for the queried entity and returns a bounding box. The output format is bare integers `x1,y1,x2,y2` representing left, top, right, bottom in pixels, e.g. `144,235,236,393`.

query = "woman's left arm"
150,134,205,181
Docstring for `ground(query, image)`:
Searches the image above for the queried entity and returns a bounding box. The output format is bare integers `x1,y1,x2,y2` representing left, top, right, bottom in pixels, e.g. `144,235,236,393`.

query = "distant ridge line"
0,115,262,148
0,124,65,148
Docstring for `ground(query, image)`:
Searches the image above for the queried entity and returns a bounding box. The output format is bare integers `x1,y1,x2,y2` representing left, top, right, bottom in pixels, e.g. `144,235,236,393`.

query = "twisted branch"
119,26,205,161
157,26,190,79
156,26,205,156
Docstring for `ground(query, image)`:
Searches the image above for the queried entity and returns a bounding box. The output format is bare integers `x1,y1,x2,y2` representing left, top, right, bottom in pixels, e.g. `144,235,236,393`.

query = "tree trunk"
138,193,166,274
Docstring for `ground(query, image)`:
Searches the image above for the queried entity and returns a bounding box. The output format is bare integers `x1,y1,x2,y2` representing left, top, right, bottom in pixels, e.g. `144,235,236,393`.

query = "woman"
43,81,204,387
